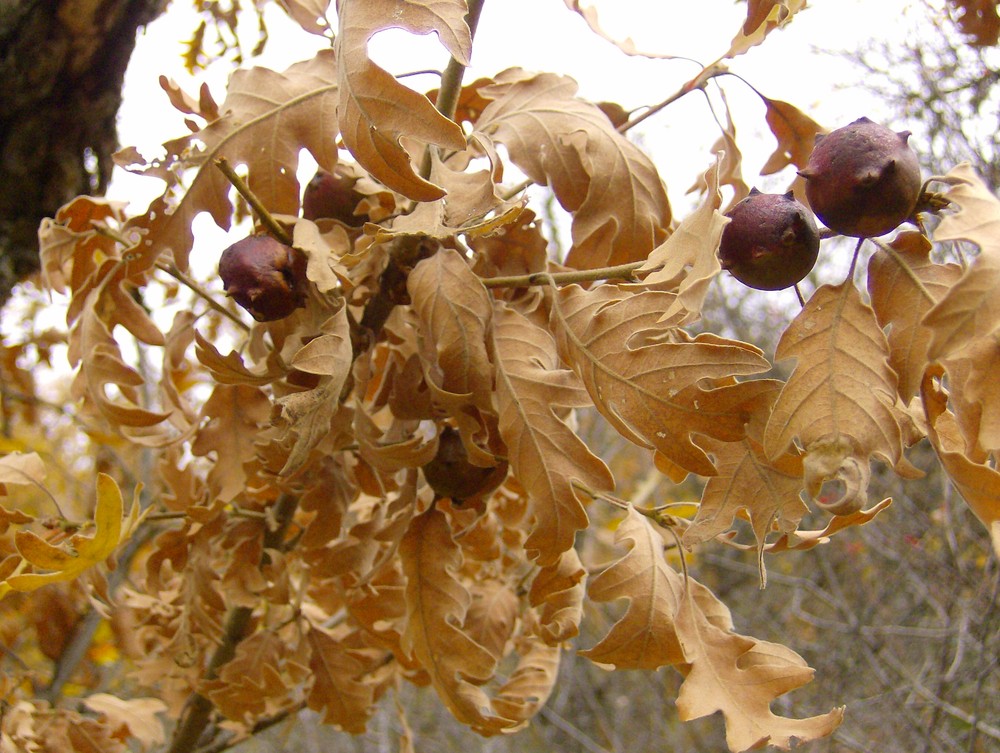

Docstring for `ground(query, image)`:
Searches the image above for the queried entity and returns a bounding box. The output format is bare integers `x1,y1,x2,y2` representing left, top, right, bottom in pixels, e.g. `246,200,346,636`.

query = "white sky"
106,0,920,266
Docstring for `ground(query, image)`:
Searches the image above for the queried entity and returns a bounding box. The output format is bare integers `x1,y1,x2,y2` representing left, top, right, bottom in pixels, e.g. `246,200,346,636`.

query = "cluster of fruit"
720,117,923,290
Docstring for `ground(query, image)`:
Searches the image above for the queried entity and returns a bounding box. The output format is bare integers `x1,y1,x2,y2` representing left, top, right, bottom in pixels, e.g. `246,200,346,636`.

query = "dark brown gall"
219,234,309,321
719,189,820,291
799,117,921,238
302,169,367,227
422,426,508,502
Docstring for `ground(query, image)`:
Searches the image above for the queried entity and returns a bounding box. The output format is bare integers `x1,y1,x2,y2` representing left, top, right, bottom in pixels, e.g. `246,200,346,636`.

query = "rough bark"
0,0,167,307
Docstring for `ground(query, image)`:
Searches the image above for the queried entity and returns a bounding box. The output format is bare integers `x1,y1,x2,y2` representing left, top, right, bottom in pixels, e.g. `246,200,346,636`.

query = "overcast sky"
109,0,917,258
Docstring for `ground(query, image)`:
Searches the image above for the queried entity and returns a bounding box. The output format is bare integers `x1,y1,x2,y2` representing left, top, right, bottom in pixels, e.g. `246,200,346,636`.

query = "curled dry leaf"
924,163,1000,360
867,231,963,402
641,155,727,324
725,0,807,60
922,367,1000,555
764,281,908,507
400,507,515,734
474,69,671,269
552,284,774,476
579,506,688,670
5,474,143,594
491,304,613,565
335,0,469,201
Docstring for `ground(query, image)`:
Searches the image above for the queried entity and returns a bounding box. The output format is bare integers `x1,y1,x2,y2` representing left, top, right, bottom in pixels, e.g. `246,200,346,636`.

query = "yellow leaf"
6,474,143,593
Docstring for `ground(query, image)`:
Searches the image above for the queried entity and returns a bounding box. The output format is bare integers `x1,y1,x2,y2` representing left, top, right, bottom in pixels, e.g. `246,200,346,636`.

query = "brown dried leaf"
490,627,560,726
642,156,727,324
408,249,495,419
924,163,1000,360
37,196,128,295
117,51,340,270
306,625,376,733
759,96,825,177
684,425,807,567
491,305,613,565
940,335,1000,454
190,385,272,502
277,0,333,35
552,284,774,476
529,548,586,645
726,0,807,59
867,232,964,402
274,306,353,475
194,331,285,386
764,282,905,507
465,580,519,661
474,69,671,269
675,583,844,751
82,694,167,749
923,368,1000,553
579,507,687,669
400,507,515,733
335,0,469,201
948,0,1000,46
561,1,691,59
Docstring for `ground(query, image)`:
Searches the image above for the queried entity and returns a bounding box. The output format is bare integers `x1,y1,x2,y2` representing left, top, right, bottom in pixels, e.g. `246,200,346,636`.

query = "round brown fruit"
718,189,820,291
798,117,921,238
302,169,367,227
422,426,508,502
219,234,309,321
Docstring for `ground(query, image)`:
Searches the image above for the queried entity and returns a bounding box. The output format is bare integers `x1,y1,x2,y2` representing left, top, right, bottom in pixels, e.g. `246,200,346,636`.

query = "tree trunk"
0,0,167,307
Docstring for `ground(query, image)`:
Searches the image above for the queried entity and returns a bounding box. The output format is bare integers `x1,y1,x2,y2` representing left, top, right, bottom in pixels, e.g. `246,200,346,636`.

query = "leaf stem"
214,157,293,246
155,261,251,332
480,261,659,289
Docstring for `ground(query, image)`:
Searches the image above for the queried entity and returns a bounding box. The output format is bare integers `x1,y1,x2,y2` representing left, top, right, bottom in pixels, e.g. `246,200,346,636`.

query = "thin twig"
214,157,292,246
481,260,657,289
166,493,300,753
155,261,250,332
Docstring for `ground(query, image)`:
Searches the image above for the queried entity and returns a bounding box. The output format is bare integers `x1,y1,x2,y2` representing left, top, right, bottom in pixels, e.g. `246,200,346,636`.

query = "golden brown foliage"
1,2,999,752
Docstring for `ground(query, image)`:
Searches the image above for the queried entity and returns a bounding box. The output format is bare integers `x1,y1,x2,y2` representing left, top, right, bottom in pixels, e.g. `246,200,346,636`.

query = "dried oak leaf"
759,95,825,180
0,452,46,500
190,385,272,502
579,507,688,669
642,156,728,324
726,0,807,59
683,385,808,581
490,619,560,726
529,548,586,645
335,0,469,201
83,694,167,748
306,624,377,733
948,0,1000,46
764,281,910,510
923,367,1000,556
552,284,775,477
867,231,964,403
924,163,1000,360
116,51,340,271
939,335,1000,455
400,507,517,734
674,579,844,751
491,304,613,566
473,69,671,269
